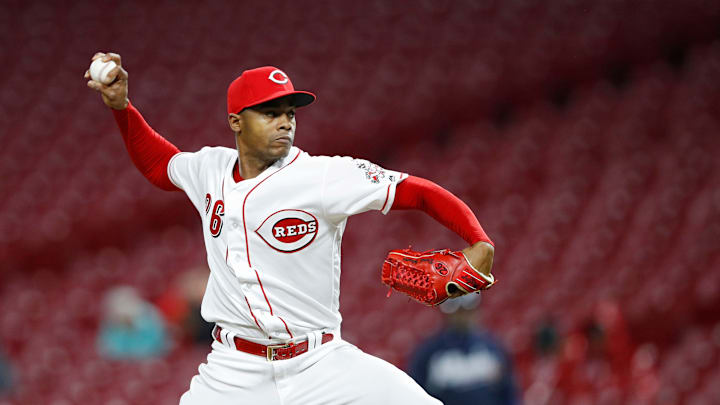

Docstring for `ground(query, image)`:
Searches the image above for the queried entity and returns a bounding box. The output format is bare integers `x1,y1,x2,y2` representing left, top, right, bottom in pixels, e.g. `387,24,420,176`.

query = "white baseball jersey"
168,146,407,342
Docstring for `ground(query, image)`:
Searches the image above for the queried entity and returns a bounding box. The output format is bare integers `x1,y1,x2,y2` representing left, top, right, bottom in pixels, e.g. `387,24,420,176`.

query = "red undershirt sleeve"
112,101,181,191
391,175,493,246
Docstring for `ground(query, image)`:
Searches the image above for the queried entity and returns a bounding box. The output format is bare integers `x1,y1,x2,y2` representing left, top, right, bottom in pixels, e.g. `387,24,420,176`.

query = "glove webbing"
382,260,437,303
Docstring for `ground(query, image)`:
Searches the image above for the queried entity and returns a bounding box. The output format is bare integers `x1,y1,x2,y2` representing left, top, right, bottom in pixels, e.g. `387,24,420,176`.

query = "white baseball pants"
179,338,442,405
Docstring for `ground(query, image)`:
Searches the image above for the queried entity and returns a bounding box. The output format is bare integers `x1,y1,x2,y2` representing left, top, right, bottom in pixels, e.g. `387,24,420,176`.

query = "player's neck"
236,150,279,179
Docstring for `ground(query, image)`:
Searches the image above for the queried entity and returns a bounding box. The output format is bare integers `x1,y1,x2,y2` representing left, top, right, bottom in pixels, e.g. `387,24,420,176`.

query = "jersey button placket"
223,193,248,277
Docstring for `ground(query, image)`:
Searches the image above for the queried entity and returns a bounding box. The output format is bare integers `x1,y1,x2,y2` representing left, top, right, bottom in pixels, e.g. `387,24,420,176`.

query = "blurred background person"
97,285,171,359
523,302,639,405
156,267,213,347
409,294,520,405
0,346,13,398
532,317,560,359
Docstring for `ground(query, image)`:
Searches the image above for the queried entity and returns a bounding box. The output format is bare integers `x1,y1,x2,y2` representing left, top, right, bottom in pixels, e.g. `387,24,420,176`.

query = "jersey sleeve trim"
380,172,407,215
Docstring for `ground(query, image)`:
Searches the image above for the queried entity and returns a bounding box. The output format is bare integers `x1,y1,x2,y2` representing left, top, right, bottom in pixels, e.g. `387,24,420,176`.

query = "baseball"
89,58,118,84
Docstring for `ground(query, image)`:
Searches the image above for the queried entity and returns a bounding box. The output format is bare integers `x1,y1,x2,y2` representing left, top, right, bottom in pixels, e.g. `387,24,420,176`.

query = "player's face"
236,98,297,161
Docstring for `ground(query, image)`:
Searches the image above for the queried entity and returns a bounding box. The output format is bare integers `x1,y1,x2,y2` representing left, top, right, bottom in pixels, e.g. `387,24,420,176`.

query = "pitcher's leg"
279,341,442,405
179,341,282,405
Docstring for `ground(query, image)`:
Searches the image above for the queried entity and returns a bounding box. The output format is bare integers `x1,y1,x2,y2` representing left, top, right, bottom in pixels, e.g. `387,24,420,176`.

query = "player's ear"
228,113,242,133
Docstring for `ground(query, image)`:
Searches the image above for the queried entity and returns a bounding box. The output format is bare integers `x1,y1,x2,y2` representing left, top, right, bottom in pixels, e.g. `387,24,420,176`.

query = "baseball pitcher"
86,52,496,404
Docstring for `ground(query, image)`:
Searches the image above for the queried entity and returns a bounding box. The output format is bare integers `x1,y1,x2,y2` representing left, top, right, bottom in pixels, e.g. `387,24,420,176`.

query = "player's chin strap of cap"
212,325,334,361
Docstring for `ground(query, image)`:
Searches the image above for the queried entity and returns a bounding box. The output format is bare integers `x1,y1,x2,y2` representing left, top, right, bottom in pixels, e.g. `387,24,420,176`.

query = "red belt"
213,325,334,361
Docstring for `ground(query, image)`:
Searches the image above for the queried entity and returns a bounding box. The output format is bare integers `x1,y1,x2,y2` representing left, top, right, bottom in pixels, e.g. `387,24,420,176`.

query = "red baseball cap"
227,66,316,114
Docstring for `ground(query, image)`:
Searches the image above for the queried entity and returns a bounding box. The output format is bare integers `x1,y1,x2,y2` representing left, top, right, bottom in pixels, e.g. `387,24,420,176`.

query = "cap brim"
244,90,316,111
288,91,316,107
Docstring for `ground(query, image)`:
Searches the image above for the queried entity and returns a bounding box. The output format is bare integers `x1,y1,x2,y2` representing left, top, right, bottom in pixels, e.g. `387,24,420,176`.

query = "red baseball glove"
381,248,496,306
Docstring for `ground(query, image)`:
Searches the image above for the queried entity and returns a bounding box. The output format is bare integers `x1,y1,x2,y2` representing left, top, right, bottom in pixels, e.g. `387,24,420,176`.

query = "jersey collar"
232,147,301,185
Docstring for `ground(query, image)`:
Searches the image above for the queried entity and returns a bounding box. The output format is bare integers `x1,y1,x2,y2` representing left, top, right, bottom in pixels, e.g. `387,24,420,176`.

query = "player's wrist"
461,251,495,282
462,242,494,276
110,98,129,110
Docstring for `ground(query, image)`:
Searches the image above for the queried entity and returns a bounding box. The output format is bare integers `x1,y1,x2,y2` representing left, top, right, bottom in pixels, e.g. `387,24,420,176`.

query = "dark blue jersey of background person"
409,295,520,405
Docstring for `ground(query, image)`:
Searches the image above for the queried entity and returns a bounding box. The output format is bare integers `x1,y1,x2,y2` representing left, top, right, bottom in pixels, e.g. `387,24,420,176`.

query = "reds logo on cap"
268,69,289,84
227,66,316,114
255,209,318,253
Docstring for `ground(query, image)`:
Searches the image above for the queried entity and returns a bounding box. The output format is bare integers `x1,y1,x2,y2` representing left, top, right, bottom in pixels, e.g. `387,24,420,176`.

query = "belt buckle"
266,343,292,361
